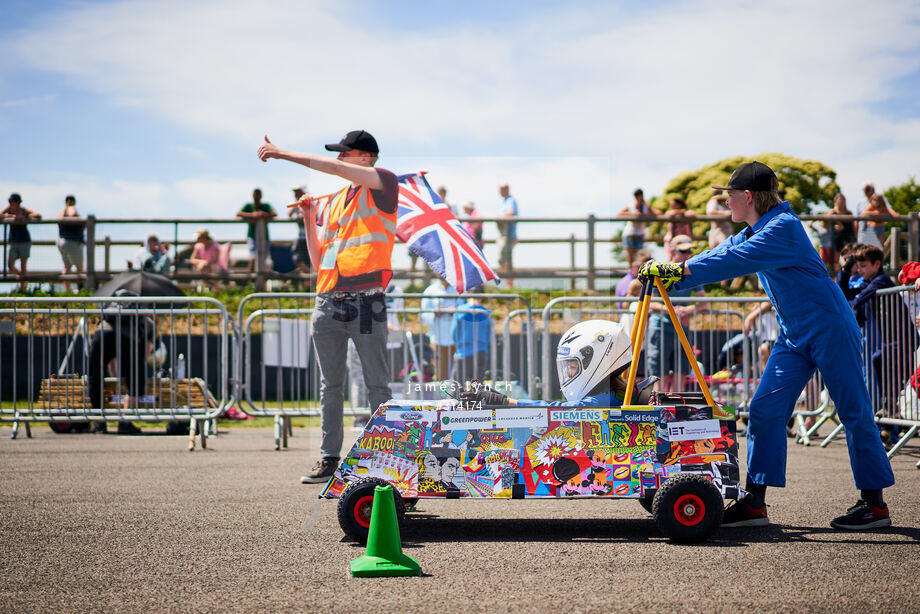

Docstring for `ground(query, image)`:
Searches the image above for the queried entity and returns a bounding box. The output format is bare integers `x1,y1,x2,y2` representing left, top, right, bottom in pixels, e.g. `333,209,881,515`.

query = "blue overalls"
673,202,894,490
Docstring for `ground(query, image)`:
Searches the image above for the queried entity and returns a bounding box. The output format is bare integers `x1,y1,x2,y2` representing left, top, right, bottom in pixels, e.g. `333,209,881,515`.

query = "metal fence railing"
2,288,918,464
0,296,230,449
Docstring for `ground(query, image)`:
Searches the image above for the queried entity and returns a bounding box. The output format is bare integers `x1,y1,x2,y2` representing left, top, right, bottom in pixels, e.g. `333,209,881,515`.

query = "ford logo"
400,412,423,421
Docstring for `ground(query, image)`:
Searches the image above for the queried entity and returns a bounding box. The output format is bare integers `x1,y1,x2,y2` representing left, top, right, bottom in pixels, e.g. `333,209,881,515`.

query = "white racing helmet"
556,320,632,401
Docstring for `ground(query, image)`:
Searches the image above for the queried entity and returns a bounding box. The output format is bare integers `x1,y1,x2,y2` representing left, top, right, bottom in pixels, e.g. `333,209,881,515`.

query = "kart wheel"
652,474,723,543
638,494,655,515
337,477,405,545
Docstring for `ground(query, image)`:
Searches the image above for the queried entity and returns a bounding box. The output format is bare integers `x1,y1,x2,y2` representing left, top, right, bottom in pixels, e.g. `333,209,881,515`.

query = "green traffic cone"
350,485,421,578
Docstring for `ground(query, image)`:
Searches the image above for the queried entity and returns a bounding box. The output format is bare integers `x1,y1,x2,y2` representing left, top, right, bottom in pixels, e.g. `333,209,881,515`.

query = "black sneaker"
300,458,338,484
830,501,891,530
722,498,769,527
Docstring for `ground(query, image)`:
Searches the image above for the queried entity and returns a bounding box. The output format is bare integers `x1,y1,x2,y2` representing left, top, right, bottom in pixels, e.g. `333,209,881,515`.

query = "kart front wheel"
337,477,406,544
652,474,723,543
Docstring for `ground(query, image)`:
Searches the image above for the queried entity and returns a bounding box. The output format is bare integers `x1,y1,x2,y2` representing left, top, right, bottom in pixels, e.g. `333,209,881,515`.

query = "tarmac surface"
2,424,919,613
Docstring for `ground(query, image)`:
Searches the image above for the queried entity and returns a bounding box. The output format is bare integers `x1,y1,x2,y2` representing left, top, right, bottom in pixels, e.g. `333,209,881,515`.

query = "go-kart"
320,278,742,543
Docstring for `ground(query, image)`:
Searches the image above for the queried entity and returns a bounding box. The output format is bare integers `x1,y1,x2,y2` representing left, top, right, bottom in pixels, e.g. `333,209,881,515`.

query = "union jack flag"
397,172,499,293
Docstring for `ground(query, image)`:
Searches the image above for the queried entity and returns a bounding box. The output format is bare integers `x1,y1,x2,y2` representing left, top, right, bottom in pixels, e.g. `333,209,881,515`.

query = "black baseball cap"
9,193,22,202
325,130,379,155
712,161,777,191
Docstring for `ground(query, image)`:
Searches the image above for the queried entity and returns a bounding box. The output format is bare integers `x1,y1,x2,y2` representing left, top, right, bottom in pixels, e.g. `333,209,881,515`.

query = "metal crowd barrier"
820,284,920,466
235,292,534,449
0,296,230,449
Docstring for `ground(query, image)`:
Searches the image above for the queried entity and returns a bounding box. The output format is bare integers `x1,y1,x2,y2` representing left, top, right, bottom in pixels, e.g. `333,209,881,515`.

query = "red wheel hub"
353,495,375,528
673,493,705,526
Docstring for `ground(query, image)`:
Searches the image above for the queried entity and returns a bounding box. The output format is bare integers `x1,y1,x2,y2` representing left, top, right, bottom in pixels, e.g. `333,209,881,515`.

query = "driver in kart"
459,320,652,408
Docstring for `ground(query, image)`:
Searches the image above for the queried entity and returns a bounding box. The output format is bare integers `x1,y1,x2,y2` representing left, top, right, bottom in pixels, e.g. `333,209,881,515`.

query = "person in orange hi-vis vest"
258,130,399,484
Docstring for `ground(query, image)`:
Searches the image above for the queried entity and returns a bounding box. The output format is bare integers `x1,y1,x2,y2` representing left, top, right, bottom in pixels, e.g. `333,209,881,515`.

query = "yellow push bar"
623,277,715,407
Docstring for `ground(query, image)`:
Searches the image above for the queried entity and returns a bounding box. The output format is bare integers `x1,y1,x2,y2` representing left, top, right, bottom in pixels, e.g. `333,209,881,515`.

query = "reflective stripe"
339,233,391,250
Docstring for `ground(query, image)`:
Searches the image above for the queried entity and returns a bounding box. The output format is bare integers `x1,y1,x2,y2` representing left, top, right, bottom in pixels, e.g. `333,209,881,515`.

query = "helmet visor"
557,357,582,387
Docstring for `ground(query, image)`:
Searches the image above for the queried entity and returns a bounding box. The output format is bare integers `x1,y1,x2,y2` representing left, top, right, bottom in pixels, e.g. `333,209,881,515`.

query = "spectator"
421,276,460,380
257,129,397,485
827,193,856,272
837,242,866,291
461,201,484,248
855,182,889,216
639,160,895,530
707,191,734,249
237,188,277,271
618,188,655,266
437,185,457,216
646,235,707,392
857,193,895,253
288,185,311,275
86,290,157,434
189,228,225,286
56,194,85,293
662,197,696,259
497,184,518,283
136,234,171,274
451,290,492,383
1,193,41,292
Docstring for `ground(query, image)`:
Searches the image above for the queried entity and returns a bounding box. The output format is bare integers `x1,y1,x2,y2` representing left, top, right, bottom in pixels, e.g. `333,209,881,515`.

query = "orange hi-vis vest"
316,184,397,294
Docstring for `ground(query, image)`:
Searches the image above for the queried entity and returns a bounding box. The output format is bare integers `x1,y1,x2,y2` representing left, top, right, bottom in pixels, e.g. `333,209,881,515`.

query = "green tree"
649,153,839,241
883,177,920,215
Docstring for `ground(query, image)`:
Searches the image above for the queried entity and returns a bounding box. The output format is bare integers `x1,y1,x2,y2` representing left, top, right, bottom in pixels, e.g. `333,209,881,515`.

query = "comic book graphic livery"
322,399,741,544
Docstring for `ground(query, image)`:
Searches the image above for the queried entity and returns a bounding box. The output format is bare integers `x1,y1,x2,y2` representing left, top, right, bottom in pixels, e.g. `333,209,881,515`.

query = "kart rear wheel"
652,474,723,543
337,477,406,545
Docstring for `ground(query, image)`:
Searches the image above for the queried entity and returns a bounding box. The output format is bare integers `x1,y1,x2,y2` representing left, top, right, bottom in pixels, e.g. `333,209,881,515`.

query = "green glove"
638,261,684,290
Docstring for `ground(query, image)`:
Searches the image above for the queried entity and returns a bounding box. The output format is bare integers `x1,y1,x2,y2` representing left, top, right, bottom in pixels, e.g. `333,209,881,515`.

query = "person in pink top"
461,201,483,247
189,228,225,286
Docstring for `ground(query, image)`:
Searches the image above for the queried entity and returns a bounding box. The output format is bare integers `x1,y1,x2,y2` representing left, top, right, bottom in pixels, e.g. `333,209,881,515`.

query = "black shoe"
300,458,338,484
90,422,108,433
722,497,769,527
116,421,142,435
830,500,891,530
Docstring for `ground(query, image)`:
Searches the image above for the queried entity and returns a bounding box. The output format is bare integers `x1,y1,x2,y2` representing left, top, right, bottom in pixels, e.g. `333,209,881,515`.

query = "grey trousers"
312,294,391,459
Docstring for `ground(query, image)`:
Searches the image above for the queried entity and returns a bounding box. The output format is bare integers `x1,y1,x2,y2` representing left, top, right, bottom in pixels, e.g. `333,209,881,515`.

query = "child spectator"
618,278,643,336
2,193,41,291
450,290,492,383
56,195,85,293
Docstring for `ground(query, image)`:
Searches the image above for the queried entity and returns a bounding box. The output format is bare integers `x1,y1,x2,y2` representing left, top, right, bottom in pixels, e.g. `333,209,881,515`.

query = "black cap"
712,161,777,191
325,130,379,155
9,193,21,202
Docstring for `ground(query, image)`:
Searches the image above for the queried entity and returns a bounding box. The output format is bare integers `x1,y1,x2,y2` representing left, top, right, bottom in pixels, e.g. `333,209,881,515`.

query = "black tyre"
652,474,723,543
337,477,405,544
638,494,655,515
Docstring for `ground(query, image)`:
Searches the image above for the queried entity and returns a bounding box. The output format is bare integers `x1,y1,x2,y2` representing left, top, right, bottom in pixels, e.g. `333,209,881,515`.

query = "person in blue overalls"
639,161,894,531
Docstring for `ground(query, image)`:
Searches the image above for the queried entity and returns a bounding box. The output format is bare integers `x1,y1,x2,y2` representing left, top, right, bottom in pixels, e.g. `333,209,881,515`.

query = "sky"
1,0,919,285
